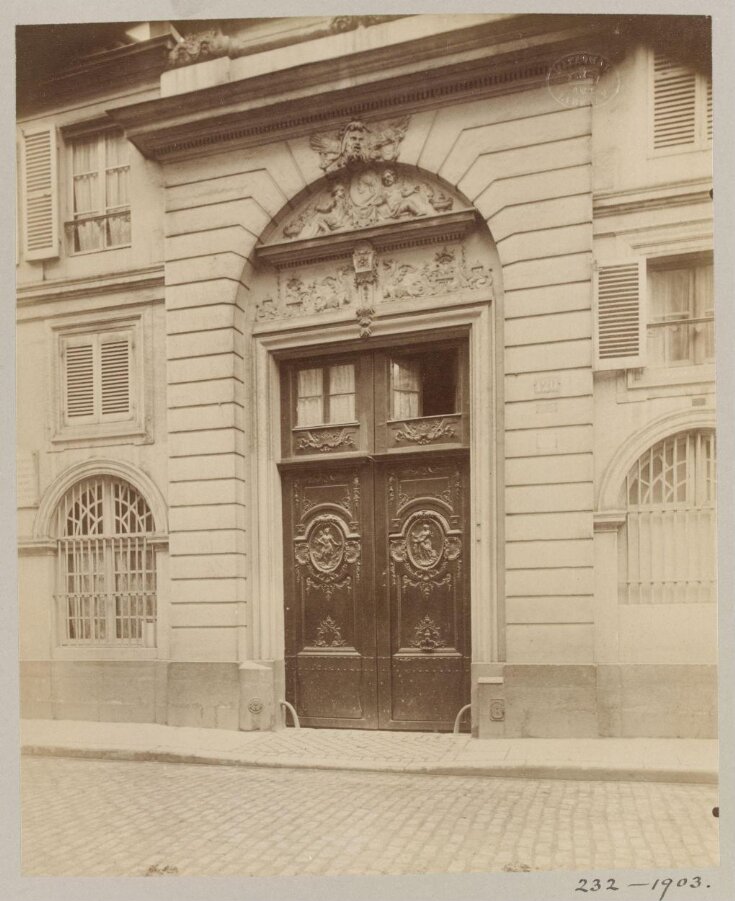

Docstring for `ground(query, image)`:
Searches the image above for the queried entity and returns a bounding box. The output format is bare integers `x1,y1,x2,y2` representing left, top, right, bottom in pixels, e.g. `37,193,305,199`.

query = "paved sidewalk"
21,719,718,783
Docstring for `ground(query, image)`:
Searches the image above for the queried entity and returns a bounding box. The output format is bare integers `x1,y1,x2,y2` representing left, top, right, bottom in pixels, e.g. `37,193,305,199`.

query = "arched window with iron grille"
54,476,157,646
619,430,716,605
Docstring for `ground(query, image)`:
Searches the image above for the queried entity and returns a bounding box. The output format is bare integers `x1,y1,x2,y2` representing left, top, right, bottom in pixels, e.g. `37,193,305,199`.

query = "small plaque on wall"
16,451,39,507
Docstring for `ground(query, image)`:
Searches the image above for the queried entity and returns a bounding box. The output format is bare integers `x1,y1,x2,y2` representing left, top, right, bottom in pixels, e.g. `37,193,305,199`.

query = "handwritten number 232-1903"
576,877,706,900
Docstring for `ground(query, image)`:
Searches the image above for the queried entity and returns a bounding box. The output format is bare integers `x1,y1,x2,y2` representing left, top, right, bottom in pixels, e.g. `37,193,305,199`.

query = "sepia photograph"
6,3,734,898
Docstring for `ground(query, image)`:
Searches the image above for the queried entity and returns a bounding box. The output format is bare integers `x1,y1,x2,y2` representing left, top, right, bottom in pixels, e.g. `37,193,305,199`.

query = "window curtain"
649,268,693,363
104,134,131,246
296,368,323,426
697,264,715,360
391,360,421,419
72,137,101,252
327,364,356,423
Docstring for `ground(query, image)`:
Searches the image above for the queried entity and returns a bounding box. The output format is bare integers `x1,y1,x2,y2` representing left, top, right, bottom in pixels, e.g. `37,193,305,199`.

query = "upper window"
647,258,713,366
651,50,712,153
67,130,131,253
619,430,716,605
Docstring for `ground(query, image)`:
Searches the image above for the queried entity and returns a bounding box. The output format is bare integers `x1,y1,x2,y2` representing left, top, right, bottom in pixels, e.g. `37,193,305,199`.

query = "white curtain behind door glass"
391,359,421,419
296,368,323,426
327,364,355,422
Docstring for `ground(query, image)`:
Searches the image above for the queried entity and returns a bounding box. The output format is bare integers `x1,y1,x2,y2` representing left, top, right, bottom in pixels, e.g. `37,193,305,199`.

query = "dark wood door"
282,463,378,728
281,341,471,731
375,457,470,730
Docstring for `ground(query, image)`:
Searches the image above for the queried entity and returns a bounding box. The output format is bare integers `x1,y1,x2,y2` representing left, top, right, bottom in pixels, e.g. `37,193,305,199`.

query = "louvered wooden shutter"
705,75,712,143
21,126,59,260
594,261,646,371
100,337,131,417
64,339,95,419
652,51,697,150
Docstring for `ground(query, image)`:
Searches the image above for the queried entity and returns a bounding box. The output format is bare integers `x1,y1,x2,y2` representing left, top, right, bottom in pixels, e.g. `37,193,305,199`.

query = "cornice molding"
109,18,611,160
19,35,176,116
16,265,165,308
593,179,713,218
256,209,479,267
166,16,405,70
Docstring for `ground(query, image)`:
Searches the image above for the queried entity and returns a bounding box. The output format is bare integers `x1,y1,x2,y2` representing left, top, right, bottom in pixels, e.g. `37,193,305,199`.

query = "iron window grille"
54,476,157,646
620,430,716,605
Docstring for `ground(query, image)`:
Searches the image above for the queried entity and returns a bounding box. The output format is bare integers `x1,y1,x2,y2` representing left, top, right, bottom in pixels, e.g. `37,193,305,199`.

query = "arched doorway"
248,160,502,730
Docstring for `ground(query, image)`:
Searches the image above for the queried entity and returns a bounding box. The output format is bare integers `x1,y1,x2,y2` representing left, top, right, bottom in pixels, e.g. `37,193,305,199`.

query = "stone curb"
21,744,719,784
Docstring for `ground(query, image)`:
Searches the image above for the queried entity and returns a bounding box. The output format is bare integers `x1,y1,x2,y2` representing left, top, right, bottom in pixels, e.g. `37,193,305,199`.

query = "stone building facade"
16,15,716,737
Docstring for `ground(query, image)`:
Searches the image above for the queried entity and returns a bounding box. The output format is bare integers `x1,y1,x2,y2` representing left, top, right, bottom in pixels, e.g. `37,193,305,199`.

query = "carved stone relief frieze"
256,242,494,323
281,168,453,240
381,245,493,301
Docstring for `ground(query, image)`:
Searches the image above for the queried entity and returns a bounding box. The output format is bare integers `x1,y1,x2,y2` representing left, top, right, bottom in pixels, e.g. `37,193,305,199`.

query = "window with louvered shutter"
594,261,645,370
65,341,95,419
61,331,132,426
100,337,131,416
21,126,59,260
652,50,712,151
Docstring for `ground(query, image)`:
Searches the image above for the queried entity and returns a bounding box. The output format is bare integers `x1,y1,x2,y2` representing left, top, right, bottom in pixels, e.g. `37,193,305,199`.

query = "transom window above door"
390,347,459,419
295,363,356,427
281,340,468,459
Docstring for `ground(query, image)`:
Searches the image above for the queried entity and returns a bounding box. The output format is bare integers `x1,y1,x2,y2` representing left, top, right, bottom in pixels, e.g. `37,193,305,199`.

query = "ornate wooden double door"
280,340,471,730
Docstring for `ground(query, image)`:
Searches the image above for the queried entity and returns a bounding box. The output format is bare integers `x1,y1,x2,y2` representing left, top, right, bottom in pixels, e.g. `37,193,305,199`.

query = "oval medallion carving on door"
307,519,345,573
406,516,444,570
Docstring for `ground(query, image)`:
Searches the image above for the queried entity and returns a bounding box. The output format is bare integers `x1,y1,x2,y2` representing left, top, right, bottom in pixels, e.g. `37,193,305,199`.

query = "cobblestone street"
21,756,719,878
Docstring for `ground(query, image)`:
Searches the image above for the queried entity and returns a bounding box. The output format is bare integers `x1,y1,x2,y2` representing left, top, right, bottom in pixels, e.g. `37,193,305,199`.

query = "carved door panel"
282,464,377,728
375,458,470,730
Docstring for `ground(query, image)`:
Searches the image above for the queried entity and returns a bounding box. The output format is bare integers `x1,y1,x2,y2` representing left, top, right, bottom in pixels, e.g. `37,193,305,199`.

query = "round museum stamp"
547,51,620,108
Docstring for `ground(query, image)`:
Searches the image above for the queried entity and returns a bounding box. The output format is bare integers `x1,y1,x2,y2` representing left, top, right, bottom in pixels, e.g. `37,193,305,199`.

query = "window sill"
66,243,132,257
51,422,150,448
625,363,715,392
647,143,712,160
52,646,161,662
